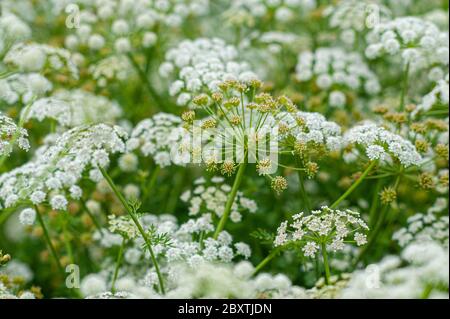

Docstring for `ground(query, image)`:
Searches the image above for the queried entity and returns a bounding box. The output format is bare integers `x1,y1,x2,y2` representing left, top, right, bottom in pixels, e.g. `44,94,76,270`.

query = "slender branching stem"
213,162,247,239
252,248,280,276
321,242,331,285
35,206,64,275
330,161,377,209
111,238,126,293
99,167,166,294
399,62,410,112
127,53,169,112
80,200,103,235
142,165,160,207
0,98,35,169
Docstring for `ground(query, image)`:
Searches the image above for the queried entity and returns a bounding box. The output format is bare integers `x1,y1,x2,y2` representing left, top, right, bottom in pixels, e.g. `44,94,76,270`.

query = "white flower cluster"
0,124,127,210
341,241,449,298
26,89,123,128
159,38,258,106
4,43,79,79
94,213,252,271
0,259,36,299
295,48,381,107
64,0,210,53
88,55,132,87
343,121,422,167
0,112,30,157
81,260,308,299
274,206,369,256
164,261,307,298
180,176,257,222
0,73,52,105
277,111,342,151
126,112,187,167
18,207,36,226
323,0,391,45
393,198,449,248
413,74,449,116
226,0,317,25
0,12,31,54
365,17,449,72
108,214,140,240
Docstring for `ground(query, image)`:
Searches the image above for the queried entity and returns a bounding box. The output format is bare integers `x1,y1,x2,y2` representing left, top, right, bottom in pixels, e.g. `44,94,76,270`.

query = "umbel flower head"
224,0,317,28
343,121,422,167
126,112,188,167
275,110,342,160
25,89,123,128
0,124,127,210
0,73,52,105
0,12,31,55
295,47,380,108
365,17,449,73
180,176,257,223
393,197,449,248
413,74,449,117
323,0,391,45
159,37,257,107
341,240,449,298
0,112,30,157
97,212,252,268
274,206,369,256
64,0,210,54
4,42,79,79
183,79,342,192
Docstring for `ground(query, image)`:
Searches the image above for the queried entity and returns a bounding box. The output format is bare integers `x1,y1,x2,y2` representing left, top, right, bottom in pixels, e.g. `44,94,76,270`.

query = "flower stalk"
213,161,247,239
99,166,166,294
330,161,377,209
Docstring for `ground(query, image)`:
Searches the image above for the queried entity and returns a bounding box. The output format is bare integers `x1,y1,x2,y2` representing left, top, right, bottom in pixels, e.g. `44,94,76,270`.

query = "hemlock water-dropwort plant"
273,206,369,285
0,0,448,301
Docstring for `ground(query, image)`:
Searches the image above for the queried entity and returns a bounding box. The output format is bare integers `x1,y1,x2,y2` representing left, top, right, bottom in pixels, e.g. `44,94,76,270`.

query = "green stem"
296,158,311,213
165,168,185,213
35,207,64,275
142,165,160,207
355,205,389,265
213,162,247,239
62,213,74,264
252,248,280,276
0,208,15,226
399,62,410,112
368,179,383,228
330,161,377,209
111,238,126,293
99,167,166,294
80,200,103,235
0,98,35,168
127,53,168,112
321,243,331,285
421,284,433,299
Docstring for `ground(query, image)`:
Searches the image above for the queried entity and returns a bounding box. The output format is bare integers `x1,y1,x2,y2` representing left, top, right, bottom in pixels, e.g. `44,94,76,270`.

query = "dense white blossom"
0,124,127,210
274,206,369,254
26,89,123,128
296,47,380,107
0,73,52,105
341,241,449,298
180,176,257,221
160,38,257,106
413,74,449,116
126,113,188,167
393,198,449,248
0,112,30,157
343,122,422,167
4,43,79,79
365,17,449,73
